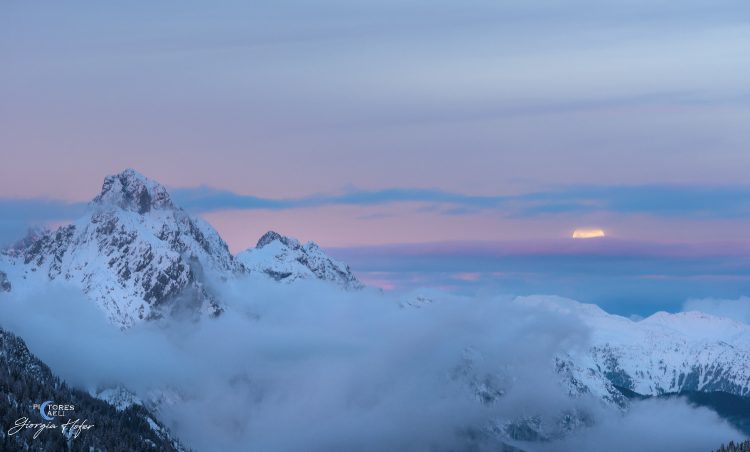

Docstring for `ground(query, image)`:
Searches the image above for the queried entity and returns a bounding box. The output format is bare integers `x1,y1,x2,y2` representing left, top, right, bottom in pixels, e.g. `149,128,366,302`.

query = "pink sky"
200,206,750,253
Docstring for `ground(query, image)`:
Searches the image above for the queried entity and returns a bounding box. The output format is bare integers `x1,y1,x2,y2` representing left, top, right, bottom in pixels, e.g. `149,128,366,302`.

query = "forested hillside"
0,327,184,451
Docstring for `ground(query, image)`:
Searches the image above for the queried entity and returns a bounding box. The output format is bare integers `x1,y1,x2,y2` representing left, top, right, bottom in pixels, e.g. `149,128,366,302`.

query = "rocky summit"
0,169,242,328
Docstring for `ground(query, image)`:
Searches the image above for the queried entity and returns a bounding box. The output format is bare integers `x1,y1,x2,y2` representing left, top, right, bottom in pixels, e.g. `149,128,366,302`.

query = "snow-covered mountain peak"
639,310,749,340
256,230,301,250
2,169,242,328
0,170,369,326
515,295,613,320
238,231,363,290
93,168,174,214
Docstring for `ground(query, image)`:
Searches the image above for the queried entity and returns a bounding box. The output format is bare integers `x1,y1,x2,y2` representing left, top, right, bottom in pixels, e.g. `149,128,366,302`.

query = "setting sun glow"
572,228,606,239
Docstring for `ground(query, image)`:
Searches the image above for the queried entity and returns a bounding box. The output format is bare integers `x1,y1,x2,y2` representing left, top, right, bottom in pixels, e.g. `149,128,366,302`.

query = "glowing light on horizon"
572,228,606,239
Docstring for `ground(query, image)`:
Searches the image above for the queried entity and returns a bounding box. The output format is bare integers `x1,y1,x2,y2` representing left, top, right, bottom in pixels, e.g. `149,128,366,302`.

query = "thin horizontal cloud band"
4,184,750,221
173,184,750,218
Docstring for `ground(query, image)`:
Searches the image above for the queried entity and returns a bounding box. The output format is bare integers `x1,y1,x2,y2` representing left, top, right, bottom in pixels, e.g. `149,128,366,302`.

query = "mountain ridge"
0,169,364,328
516,296,750,399
237,230,364,289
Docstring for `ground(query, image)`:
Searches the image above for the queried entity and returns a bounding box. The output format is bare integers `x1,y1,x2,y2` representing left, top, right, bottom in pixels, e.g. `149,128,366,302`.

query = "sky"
2,0,750,315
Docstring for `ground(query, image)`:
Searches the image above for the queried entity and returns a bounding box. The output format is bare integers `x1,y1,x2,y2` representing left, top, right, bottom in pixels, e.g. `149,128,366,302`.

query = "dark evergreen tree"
715,440,750,452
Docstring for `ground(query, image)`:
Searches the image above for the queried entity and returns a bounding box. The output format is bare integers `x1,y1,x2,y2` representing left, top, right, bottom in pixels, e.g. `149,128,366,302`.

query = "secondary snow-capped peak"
237,230,364,290
256,230,300,249
93,168,174,214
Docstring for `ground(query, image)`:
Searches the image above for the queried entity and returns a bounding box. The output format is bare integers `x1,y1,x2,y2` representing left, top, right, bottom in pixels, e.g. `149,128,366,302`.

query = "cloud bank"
530,398,742,452
5,183,750,226
0,279,744,451
684,297,750,325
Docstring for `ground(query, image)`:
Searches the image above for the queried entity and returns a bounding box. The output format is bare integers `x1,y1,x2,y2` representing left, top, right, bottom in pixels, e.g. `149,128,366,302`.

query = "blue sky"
328,240,750,317
1,0,749,315
3,0,749,200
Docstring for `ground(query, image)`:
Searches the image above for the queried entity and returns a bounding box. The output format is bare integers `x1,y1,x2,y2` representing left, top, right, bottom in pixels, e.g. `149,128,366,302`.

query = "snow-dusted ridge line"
515,296,750,398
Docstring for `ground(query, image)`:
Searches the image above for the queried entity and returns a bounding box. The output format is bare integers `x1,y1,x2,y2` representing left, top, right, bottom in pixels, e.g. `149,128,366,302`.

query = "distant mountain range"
430,295,750,443
517,296,750,399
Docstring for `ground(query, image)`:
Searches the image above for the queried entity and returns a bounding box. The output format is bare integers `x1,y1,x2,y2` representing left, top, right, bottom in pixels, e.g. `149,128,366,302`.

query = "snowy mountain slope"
0,169,243,328
517,296,750,398
430,296,750,445
237,230,364,290
90,386,143,412
589,312,750,397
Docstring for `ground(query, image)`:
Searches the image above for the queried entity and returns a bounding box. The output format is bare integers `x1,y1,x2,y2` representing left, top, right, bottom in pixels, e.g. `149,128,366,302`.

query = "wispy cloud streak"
0,199,87,221
170,184,750,219
4,184,750,223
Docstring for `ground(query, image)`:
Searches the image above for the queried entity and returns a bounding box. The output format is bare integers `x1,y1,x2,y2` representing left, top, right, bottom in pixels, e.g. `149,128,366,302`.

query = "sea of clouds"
0,277,744,451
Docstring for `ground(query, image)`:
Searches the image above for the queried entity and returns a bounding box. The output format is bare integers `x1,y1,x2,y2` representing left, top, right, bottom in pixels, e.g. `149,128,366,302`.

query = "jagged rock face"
554,356,628,408
93,168,174,213
2,169,242,328
446,347,610,446
255,230,289,248
237,230,364,290
0,270,10,292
